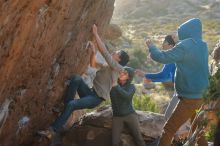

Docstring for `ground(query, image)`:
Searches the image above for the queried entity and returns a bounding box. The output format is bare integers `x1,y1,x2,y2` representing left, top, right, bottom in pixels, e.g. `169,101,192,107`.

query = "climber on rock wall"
37,24,130,140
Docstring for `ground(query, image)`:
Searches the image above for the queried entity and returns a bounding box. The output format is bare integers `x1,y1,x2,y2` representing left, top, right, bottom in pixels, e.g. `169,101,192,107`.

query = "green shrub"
85,93,159,113
206,124,217,142
203,69,220,102
133,94,159,112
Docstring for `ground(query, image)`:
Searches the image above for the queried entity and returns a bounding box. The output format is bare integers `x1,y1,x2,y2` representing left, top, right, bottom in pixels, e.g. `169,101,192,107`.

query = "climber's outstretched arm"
88,41,97,68
92,24,123,71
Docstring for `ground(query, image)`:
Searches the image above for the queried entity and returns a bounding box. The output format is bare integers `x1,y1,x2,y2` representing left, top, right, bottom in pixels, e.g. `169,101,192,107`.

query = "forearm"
90,52,97,68
145,72,165,80
94,35,123,71
147,77,173,82
145,66,169,81
92,25,123,71
149,46,170,64
93,33,107,54
149,44,185,64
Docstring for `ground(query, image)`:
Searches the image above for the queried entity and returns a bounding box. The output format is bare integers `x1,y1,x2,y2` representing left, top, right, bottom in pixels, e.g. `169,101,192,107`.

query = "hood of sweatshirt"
178,18,202,41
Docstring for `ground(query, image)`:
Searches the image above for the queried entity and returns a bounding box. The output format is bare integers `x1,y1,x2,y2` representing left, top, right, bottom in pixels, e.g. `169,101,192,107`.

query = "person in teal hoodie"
110,66,146,146
146,18,209,146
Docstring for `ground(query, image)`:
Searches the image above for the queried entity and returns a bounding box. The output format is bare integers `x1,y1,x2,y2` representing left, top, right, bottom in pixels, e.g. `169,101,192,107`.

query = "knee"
66,100,76,110
70,75,82,84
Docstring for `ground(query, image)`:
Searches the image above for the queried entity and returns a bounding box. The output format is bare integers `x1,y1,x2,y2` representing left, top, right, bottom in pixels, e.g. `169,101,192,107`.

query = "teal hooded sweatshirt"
149,18,209,99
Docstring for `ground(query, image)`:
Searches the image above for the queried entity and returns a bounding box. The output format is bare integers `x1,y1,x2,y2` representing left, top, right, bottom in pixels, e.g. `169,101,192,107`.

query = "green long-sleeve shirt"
110,84,135,116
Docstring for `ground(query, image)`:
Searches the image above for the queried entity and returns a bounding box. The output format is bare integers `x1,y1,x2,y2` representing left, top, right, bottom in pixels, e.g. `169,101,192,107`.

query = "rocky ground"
54,106,165,146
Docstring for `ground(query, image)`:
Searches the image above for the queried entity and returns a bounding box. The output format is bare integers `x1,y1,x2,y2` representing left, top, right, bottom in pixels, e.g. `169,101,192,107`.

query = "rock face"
62,106,165,146
0,0,115,146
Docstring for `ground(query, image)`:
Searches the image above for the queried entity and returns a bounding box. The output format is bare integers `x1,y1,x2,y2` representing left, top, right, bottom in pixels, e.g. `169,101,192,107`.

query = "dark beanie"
119,50,129,66
165,35,176,46
124,66,135,82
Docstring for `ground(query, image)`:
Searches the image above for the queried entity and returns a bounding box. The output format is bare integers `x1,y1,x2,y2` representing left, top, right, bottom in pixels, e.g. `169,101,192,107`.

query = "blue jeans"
51,75,103,132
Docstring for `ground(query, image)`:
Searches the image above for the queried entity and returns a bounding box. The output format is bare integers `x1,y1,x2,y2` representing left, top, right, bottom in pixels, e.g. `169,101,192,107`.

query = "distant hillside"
112,0,220,48
111,0,220,71
114,0,220,21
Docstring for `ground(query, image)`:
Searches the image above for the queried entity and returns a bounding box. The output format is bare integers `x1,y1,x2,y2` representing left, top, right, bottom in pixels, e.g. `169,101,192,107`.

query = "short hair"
119,50,129,66
164,35,176,46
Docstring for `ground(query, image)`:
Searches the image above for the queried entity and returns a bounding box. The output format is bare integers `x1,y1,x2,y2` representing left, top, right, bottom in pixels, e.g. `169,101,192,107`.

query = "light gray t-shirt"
93,50,124,100
82,51,107,88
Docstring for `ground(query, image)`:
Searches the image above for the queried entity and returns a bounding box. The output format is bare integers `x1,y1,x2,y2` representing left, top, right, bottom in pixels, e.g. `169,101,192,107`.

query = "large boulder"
62,106,165,146
0,0,115,145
